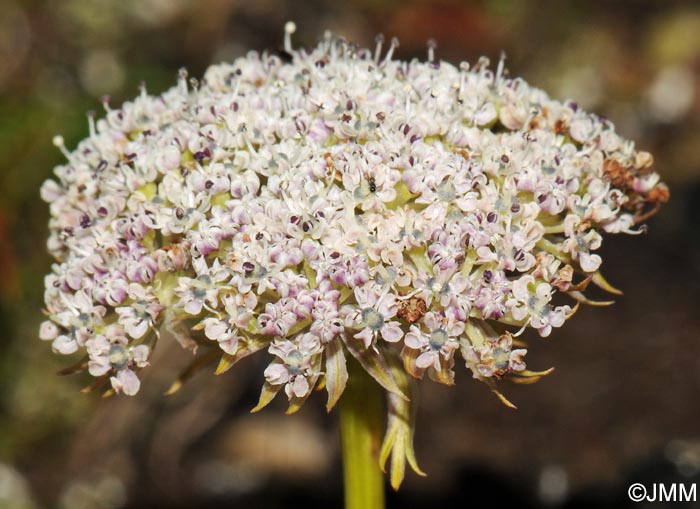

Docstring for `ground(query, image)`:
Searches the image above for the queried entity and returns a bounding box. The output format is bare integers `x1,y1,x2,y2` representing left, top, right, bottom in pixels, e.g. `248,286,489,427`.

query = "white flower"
40,26,665,406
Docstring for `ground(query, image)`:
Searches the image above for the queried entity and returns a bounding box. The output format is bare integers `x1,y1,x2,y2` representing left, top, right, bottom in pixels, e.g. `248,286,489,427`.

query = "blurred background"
1,0,699,507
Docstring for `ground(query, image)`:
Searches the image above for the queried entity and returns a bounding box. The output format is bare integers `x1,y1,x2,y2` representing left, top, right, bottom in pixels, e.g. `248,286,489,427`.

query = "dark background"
0,1,699,507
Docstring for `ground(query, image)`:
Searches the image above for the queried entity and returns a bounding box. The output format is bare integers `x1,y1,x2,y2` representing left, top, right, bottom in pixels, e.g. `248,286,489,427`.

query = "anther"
52,135,71,160
284,21,297,54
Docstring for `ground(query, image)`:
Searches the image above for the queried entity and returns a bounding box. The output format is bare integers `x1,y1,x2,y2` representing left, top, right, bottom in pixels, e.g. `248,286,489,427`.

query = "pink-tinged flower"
199,292,255,354
507,275,571,337
350,284,403,347
115,299,164,340
85,325,150,395
264,334,322,399
465,333,527,379
404,312,463,371
39,25,666,490
174,258,230,315
110,369,142,396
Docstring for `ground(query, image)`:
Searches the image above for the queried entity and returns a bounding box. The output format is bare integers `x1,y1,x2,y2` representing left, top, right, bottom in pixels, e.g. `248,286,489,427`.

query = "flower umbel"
41,26,668,488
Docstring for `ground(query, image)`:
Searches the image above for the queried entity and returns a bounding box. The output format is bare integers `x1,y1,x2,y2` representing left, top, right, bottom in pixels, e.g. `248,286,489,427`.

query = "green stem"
339,359,386,509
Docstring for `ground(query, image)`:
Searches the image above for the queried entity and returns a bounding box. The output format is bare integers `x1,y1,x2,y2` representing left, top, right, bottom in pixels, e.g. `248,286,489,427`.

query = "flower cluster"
40,24,667,483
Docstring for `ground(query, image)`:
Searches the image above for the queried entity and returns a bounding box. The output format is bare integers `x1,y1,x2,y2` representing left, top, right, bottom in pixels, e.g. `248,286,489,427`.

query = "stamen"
87,111,96,138
178,68,189,95
458,62,470,96
496,51,506,81
373,33,385,64
52,135,71,160
382,36,399,66
427,38,437,63
404,85,412,114
101,95,112,113
284,21,297,54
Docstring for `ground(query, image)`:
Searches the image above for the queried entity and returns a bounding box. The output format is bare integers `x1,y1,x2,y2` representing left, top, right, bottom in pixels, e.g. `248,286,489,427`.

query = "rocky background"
1,1,699,507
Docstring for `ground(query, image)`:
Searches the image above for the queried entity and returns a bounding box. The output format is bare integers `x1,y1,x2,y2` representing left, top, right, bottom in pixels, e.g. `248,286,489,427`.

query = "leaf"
536,238,571,263
164,349,220,396
215,336,269,375
592,271,623,295
484,378,518,409
379,356,426,490
567,290,615,306
344,338,407,400
325,339,348,412
566,302,581,318
161,308,198,352
80,374,110,394
463,319,490,347
568,275,593,292
401,346,425,380
509,367,555,385
251,382,282,413
427,355,455,386
57,355,89,376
